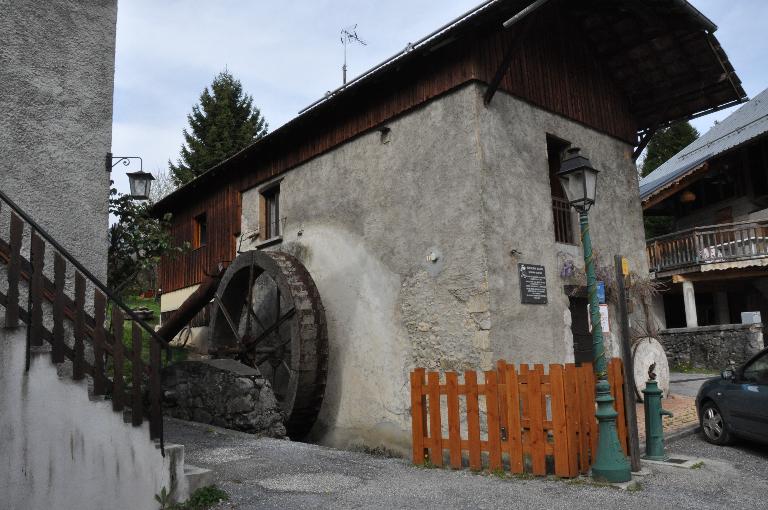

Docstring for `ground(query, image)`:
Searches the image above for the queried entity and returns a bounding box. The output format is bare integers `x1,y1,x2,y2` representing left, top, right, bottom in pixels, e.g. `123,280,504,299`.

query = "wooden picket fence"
410,359,629,477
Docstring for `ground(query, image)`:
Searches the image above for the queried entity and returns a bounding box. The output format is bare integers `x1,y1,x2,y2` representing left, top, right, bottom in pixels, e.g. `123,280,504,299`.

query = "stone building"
154,0,745,453
641,87,768,370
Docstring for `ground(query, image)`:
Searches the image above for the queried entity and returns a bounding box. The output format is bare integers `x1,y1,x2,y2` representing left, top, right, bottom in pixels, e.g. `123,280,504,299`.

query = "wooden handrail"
0,196,171,453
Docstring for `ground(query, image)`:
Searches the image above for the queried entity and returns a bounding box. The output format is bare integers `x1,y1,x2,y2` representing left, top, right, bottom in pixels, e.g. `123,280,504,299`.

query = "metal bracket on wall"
105,152,143,172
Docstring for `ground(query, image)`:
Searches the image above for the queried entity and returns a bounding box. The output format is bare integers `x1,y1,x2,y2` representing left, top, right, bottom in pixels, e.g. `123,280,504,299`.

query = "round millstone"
632,337,670,401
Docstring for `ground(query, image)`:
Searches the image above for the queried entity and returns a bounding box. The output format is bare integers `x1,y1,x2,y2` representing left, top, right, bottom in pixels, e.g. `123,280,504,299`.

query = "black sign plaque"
519,263,547,304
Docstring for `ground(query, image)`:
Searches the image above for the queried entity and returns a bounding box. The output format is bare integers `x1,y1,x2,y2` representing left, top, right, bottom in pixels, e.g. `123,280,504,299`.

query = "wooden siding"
160,15,637,294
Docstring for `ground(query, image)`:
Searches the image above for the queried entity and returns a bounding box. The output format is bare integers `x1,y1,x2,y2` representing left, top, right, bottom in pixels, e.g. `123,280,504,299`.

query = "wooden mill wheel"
209,250,328,438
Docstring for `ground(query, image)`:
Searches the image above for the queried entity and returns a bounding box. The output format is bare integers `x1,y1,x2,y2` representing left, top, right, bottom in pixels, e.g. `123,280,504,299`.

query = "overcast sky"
110,0,768,195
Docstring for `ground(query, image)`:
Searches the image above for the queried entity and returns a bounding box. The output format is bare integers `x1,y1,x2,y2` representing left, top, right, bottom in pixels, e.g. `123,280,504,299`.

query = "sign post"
615,254,641,471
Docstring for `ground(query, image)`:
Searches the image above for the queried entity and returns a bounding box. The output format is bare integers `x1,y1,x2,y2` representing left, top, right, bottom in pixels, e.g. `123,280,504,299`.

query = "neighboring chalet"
641,88,768,370
154,0,745,453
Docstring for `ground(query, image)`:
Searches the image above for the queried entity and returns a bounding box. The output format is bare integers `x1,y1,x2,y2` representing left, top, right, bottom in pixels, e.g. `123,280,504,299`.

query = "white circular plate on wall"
632,337,670,401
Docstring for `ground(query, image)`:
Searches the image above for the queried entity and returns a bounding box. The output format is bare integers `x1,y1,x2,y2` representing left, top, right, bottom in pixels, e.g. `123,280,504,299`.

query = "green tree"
108,186,187,295
641,121,700,177
169,71,268,186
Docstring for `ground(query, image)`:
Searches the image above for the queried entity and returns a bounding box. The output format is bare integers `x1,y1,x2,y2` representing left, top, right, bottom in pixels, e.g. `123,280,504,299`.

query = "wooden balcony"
647,220,768,274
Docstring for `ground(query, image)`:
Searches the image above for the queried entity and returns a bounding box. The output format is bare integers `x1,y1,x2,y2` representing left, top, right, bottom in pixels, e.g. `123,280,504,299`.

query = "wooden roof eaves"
641,161,709,210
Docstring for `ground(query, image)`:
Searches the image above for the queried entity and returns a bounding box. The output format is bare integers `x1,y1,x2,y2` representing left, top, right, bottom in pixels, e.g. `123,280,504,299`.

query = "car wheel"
700,401,733,445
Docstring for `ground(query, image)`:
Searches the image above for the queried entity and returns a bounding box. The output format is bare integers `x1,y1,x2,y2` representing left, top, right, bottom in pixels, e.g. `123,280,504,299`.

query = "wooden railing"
552,197,575,244
410,359,628,477
0,190,168,452
647,220,768,273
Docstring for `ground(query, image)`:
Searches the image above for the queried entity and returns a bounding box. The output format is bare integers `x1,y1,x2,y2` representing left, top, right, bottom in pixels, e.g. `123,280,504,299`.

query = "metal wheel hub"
209,250,328,438
702,407,723,440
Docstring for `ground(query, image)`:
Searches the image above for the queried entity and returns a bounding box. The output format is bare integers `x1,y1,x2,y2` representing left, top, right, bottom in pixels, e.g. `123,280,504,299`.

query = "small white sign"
587,304,610,333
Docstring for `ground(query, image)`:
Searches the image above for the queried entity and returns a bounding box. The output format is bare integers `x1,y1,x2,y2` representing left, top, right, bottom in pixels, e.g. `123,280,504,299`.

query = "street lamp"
558,147,632,483
126,170,155,201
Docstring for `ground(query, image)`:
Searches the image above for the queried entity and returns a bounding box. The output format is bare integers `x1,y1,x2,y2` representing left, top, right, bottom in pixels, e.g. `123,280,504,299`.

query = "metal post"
642,378,673,461
614,254,641,472
579,211,632,482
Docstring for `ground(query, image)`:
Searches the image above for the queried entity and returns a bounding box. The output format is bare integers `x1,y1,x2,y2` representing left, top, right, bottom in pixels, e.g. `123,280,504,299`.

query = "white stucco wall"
0,0,116,280
0,327,186,510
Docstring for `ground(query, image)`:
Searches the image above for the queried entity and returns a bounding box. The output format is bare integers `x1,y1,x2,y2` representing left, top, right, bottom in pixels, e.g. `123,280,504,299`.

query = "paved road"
167,418,768,510
669,372,717,398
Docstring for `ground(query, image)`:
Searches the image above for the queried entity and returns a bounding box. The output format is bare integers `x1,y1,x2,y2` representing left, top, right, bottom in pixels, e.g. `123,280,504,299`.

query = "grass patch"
671,362,717,375
106,295,187,387
690,461,705,469
156,485,229,510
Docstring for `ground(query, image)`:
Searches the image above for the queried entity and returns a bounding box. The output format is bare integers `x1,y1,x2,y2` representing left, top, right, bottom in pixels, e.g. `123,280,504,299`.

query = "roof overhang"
153,0,746,216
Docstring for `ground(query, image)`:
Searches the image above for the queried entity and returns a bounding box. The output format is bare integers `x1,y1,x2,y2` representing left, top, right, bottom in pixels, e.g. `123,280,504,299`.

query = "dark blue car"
696,347,768,445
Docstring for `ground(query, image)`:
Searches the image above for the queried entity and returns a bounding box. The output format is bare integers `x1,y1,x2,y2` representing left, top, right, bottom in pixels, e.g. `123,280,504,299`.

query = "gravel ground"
166,418,768,510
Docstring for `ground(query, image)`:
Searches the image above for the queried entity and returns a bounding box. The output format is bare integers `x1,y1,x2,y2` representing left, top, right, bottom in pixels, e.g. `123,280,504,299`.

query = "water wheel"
208,250,328,438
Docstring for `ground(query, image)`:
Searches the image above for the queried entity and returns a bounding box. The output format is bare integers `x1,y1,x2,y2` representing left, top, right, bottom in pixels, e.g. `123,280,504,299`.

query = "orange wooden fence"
410,359,629,477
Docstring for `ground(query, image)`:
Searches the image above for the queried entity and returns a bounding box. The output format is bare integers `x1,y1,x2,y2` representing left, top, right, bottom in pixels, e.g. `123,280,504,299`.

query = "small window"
261,185,281,239
193,213,207,248
547,135,574,244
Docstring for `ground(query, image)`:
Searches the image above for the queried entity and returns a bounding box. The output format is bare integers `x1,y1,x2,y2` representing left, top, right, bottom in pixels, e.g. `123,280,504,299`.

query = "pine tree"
169,71,268,186
640,121,699,177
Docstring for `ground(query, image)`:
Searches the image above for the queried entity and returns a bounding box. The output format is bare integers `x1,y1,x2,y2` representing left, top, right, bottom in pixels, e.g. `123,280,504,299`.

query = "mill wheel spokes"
209,250,328,439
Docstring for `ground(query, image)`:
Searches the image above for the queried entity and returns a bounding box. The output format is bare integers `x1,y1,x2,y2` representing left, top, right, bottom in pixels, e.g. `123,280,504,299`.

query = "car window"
742,351,768,384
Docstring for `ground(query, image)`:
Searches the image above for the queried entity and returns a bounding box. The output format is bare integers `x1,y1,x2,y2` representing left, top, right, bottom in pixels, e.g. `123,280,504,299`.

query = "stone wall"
659,323,765,370
162,359,286,438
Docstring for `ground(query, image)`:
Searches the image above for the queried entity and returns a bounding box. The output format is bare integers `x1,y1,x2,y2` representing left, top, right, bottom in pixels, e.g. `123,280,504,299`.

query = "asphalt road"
669,371,717,397
167,418,768,510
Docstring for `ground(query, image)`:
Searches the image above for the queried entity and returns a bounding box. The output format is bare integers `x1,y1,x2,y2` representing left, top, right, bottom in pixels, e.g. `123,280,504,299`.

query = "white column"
683,280,698,328
714,291,730,325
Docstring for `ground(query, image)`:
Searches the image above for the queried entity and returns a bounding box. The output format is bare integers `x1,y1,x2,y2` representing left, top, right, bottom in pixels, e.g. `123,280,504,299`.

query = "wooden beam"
483,21,530,105
641,162,709,210
634,127,658,160
673,267,768,283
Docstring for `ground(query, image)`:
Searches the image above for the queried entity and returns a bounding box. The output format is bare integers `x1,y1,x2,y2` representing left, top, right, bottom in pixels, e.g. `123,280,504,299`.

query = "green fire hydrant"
642,377,673,461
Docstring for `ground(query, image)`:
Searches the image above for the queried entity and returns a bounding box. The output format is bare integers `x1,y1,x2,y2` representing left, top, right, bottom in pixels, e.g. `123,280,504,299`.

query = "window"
193,213,207,248
261,184,281,239
547,135,574,244
742,351,768,384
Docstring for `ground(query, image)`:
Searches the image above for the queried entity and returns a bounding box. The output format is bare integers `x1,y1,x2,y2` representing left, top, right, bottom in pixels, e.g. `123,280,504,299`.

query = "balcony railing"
647,220,768,273
552,197,575,244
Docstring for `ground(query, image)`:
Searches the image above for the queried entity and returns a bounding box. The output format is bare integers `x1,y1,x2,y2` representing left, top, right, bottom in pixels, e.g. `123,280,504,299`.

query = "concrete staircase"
0,191,212,508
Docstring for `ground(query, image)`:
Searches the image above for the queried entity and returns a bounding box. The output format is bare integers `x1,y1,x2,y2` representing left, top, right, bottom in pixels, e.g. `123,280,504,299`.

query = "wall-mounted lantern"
126,170,155,201
106,152,153,200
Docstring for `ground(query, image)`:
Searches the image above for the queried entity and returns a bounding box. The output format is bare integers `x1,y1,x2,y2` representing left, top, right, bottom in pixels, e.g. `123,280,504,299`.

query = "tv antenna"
341,25,366,85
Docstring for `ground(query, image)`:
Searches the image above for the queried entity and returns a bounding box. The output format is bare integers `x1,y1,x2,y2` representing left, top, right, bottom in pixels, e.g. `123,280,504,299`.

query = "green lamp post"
558,147,632,483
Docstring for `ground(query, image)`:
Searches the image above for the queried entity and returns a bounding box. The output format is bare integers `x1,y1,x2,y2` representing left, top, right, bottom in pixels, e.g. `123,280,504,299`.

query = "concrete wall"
477,87,650,365
0,327,185,510
263,84,489,453
0,0,116,280
227,83,650,453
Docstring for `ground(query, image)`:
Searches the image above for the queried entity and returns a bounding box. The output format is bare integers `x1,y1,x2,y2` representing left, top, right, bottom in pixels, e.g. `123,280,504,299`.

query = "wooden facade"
159,9,640,294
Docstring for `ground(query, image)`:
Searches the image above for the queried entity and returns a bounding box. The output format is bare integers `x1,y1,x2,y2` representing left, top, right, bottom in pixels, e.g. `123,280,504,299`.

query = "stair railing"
0,188,168,453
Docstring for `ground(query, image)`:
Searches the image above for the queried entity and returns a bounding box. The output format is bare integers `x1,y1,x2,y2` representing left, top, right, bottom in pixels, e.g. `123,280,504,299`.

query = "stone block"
472,330,490,350
467,293,489,314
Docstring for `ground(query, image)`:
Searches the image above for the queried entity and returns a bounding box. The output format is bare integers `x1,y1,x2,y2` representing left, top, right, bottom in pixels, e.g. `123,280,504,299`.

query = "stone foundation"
658,323,764,371
162,359,286,438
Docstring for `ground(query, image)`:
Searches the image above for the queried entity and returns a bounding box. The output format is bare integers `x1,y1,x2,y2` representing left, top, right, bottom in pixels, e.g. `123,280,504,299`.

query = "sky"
110,0,768,195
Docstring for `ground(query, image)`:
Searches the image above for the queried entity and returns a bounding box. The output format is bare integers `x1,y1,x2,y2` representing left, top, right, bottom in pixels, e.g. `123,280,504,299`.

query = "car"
696,346,768,445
